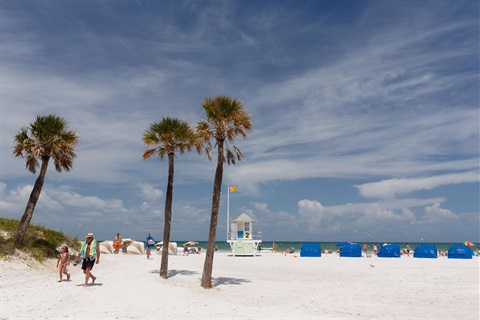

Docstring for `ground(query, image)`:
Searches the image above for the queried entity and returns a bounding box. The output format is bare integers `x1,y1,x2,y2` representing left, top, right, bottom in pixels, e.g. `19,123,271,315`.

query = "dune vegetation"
0,217,80,261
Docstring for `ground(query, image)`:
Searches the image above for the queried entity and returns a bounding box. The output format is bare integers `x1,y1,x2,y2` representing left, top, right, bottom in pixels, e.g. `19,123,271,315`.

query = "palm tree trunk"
201,140,224,289
14,157,50,246
160,153,175,279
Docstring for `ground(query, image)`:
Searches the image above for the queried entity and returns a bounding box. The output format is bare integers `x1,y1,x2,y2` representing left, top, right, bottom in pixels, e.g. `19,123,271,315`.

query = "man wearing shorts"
145,232,155,259
75,233,100,287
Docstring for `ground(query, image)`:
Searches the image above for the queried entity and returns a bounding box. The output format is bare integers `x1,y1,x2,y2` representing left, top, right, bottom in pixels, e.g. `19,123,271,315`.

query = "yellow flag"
229,186,237,192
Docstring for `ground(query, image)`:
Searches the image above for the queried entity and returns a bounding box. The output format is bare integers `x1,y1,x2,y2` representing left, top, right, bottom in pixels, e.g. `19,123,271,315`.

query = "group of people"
57,234,99,287
57,231,156,287
69,232,100,288
182,245,202,255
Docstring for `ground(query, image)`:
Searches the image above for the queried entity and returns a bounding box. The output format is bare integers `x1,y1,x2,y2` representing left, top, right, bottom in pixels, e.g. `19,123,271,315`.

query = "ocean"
148,241,468,254
97,238,474,254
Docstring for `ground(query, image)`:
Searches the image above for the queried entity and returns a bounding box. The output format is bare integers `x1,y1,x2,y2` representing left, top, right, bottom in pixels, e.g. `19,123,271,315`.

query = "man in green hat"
74,232,100,287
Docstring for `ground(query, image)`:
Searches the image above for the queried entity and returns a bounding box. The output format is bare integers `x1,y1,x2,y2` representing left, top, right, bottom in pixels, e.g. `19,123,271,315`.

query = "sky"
1,0,478,244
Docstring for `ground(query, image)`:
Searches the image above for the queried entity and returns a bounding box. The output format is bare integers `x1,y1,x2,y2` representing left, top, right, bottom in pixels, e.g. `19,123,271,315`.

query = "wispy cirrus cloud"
356,172,479,199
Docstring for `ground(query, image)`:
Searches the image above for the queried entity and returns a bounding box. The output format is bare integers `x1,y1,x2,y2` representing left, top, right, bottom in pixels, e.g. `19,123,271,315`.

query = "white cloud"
254,202,269,212
0,184,63,212
423,202,456,222
140,202,150,212
356,172,479,199
253,197,459,239
138,183,163,201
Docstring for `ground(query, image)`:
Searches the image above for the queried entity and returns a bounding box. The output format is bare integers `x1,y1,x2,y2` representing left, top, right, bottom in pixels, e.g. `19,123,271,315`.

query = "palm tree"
196,96,253,289
13,114,79,246
142,117,195,279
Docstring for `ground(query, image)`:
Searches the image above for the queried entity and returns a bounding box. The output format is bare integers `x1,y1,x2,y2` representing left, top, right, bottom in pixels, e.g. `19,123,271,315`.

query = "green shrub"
0,218,18,232
0,217,79,261
0,234,15,256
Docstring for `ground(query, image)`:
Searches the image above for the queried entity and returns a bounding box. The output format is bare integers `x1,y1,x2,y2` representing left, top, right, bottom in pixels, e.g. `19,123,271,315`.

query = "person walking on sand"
113,233,122,254
363,243,368,257
56,246,71,282
145,232,155,259
74,232,100,287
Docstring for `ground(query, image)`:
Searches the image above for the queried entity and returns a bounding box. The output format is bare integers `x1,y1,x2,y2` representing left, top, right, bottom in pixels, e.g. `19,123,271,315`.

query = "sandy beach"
1,251,478,320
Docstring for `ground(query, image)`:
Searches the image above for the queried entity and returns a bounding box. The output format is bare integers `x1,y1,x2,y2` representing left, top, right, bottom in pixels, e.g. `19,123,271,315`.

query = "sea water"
156,241,467,254
101,239,473,254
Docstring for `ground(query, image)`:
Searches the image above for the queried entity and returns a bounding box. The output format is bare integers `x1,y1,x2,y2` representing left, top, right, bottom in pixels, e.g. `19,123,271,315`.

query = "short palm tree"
196,96,253,289
142,117,195,279
13,114,78,246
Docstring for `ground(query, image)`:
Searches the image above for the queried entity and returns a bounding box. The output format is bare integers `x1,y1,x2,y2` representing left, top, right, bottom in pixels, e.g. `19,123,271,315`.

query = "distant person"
113,233,122,254
74,232,100,288
363,243,368,257
373,244,379,255
56,246,70,282
272,242,279,253
145,232,155,259
257,242,262,252
405,243,411,256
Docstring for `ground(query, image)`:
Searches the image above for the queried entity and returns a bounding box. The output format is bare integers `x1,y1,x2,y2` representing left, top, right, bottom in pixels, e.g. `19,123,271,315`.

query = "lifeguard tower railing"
227,232,262,256
227,231,262,241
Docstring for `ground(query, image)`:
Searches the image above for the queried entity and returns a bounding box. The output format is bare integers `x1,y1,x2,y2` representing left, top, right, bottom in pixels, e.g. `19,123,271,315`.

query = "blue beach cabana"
377,244,401,258
414,244,438,258
300,243,321,257
340,243,362,257
448,245,473,259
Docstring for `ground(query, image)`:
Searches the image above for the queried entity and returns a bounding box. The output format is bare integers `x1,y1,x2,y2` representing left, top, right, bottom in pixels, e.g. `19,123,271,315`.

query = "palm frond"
225,149,236,165
143,148,158,160
14,114,78,174
197,96,252,164
233,145,243,161
142,117,195,162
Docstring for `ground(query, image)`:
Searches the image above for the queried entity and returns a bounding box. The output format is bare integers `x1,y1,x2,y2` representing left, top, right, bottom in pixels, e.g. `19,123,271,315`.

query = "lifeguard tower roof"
233,213,255,222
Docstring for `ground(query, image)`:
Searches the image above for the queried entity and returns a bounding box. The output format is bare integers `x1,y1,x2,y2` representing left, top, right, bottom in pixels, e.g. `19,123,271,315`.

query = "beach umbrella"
336,242,352,247
464,241,474,247
183,241,198,247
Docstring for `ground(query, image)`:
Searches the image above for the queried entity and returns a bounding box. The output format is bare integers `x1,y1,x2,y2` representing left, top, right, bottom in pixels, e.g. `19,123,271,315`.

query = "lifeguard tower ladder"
227,213,262,256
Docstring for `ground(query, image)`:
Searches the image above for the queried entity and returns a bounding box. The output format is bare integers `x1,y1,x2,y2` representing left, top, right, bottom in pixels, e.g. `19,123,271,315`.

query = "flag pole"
227,186,230,241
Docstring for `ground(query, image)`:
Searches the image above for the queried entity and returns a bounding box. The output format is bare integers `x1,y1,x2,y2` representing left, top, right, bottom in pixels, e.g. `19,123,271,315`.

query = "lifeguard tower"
227,213,262,256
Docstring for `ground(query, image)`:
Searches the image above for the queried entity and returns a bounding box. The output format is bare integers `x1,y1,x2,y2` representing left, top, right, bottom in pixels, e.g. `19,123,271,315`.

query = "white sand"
1,251,478,320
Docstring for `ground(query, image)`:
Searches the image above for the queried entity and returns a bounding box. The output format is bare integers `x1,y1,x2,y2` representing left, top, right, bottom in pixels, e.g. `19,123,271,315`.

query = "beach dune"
1,251,478,319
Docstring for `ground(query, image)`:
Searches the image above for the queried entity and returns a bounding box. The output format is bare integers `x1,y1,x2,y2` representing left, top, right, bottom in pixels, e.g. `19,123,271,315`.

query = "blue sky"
1,0,478,243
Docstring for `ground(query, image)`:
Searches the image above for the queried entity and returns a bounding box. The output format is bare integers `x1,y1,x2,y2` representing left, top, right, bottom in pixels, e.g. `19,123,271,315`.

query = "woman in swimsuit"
56,246,71,282
113,233,122,254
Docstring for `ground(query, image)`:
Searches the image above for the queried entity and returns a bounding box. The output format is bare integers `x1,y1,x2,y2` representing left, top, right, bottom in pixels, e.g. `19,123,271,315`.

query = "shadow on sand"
149,269,199,277
148,270,250,287
76,282,103,287
213,277,250,287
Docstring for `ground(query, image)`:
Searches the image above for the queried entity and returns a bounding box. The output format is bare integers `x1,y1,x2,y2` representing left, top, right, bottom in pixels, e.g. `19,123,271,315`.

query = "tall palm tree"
13,114,78,246
196,96,253,289
142,117,195,279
